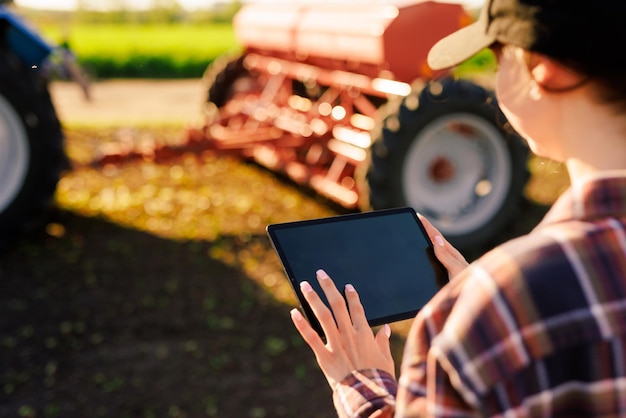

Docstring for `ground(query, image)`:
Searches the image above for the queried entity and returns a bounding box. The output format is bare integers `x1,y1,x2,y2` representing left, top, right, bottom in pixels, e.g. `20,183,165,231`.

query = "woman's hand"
418,214,469,279
290,269,395,389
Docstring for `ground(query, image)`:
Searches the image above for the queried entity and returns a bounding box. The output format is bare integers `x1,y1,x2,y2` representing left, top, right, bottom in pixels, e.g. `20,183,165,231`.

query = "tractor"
192,0,529,251
0,0,530,254
0,0,68,252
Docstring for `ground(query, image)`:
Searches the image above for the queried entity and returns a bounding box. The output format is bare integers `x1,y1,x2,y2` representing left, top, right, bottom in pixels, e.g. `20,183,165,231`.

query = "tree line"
16,0,243,25
76,1,242,24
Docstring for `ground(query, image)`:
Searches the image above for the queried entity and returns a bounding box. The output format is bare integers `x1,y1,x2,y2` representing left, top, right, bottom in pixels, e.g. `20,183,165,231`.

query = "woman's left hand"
417,213,469,279
290,269,395,389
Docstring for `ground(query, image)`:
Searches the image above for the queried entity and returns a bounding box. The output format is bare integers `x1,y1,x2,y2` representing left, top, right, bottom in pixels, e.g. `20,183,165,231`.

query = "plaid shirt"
334,173,626,417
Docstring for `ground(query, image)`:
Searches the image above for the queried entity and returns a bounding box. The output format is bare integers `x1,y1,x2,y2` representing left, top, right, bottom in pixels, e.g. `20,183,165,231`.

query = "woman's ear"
527,53,587,92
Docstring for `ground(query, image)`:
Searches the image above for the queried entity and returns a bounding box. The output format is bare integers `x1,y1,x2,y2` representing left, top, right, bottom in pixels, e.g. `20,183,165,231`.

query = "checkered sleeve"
333,368,397,418
394,279,480,418
329,177,626,417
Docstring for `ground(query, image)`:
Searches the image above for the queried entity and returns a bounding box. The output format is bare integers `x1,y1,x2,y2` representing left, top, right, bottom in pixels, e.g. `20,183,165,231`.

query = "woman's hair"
588,76,626,113
427,0,626,112
559,58,626,113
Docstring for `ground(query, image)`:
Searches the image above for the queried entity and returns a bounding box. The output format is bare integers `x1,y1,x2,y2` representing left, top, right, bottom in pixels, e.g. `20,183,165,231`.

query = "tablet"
266,207,448,336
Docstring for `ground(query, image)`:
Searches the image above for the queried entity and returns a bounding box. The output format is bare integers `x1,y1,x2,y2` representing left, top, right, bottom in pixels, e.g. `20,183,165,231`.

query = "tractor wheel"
203,54,248,108
0,51,66,252
363,77,529,252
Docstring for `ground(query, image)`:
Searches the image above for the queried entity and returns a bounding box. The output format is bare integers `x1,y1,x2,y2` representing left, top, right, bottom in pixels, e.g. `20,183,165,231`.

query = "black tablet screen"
267,207,448,333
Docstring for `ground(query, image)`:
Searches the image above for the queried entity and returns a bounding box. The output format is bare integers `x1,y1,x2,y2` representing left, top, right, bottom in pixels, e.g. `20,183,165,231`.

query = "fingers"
417,213,468,278
375,324,394,368
376,324,391,347
417,213,442,245
344,283,369,331
291,272,397,385
299,280,341,341
432,238,468,279
446,241,467,264
418,213,464,260
418,213,454,256
315,270,354,331
299,269,370,342
435,239,468,274
290,308,325,352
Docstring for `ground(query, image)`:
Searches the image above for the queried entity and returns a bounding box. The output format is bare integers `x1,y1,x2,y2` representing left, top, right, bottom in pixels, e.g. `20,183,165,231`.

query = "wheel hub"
402,113,513,237
429,156,455,183
0,96,29,213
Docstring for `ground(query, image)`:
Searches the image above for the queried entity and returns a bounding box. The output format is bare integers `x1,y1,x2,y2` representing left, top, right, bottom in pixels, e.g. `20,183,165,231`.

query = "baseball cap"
427,0,626,75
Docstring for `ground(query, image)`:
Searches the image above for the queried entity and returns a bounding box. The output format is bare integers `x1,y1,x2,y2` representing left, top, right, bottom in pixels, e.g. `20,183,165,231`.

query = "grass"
455,49,498,78
40,22,241,78
34,18,495,80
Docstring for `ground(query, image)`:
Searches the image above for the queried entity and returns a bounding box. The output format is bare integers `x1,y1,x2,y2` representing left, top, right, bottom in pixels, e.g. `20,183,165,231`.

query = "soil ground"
0,79,563,418
1,79,361,418
49,79,206,126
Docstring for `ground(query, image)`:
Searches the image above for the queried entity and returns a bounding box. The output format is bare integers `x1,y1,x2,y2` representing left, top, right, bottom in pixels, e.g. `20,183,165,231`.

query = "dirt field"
0,79,561,418
2,80,354,418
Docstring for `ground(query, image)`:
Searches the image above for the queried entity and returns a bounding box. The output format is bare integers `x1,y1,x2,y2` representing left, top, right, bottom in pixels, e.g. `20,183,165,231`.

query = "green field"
36,20,493,80
41,22,241,79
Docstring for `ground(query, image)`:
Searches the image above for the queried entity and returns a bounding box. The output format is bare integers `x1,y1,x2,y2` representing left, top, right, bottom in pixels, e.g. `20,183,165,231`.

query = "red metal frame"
194,53,411,207
93,1,470,210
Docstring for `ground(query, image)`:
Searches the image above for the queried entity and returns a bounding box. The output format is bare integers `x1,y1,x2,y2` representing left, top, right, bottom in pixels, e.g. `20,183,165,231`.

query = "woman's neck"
562,94,626,184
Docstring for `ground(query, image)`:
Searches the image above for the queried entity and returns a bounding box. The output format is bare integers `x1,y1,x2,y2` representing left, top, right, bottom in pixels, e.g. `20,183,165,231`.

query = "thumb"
375,324,394,373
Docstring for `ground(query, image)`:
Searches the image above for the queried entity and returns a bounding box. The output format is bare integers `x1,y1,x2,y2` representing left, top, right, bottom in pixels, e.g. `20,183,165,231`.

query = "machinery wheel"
203,54,248,108
0,51,66,252
364,78,529,251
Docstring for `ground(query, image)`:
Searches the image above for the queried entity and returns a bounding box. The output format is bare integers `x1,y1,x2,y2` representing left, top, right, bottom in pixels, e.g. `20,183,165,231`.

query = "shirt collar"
536,173,626,228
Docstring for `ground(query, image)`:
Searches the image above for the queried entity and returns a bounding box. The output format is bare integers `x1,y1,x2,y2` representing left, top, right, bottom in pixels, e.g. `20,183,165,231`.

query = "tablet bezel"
266,207,448,335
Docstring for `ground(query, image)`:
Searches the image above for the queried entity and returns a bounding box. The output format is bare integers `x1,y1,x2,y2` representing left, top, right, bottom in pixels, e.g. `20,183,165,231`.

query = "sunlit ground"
0,124,572,417
57,127,338,309
525,156,570,205
56,126,570,340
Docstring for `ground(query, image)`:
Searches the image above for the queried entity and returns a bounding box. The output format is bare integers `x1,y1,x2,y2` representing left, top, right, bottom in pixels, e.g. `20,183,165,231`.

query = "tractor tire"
0,50,66,252
363,77,529,252
203,54,247,108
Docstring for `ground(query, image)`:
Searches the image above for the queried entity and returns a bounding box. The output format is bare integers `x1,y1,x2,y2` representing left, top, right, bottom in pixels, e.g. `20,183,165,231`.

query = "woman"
290,0,626,416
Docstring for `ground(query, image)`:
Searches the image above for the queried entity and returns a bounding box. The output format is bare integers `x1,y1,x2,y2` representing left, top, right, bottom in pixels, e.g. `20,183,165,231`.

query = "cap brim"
427,6,496,70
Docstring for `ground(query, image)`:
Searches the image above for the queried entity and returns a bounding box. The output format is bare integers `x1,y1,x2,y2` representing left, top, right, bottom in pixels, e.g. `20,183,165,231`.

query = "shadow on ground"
0,210,338,418
0,203,549,418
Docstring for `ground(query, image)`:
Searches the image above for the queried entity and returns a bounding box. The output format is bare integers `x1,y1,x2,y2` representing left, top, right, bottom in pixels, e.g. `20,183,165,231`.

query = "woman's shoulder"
417,215,626,342
480,215,626,291
412,217,626,396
